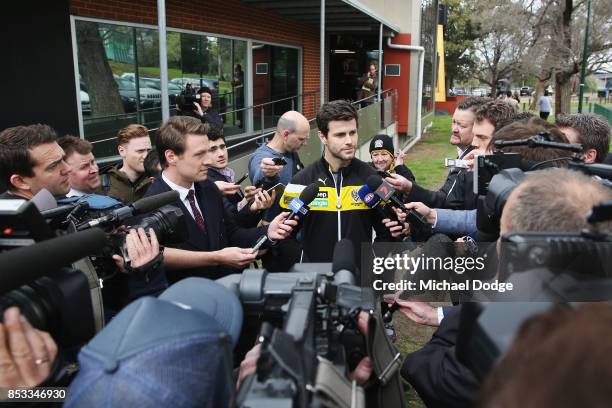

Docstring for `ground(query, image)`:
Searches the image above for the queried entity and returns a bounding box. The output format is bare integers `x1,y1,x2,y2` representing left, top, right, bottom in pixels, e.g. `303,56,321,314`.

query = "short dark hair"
491,118,569,166
316,100,359,137
155,116,209,168
474,100,517,128
58,135,93,159
456,97,487,112
207,125,224,142
555,113,611,163
0,124,58,191
495,111,536,132
143,150,161,178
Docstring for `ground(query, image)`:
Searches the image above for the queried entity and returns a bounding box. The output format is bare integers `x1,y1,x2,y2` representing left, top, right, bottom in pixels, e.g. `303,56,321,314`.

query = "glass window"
252,43,298,132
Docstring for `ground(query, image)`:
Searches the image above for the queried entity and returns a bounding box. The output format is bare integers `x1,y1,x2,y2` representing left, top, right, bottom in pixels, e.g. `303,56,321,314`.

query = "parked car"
520,87,532,96
80,90,91,115
170,77,219,94
80,82,137,114
121,74,182,104
115,78,161,108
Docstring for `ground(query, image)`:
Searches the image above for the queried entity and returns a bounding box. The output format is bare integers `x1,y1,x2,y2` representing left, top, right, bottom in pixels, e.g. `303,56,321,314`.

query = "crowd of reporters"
0,93,610,407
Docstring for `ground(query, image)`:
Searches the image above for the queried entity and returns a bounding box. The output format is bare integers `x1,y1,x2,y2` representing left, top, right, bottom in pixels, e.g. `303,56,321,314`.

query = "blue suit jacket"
433,209,477,238
144,175,267,282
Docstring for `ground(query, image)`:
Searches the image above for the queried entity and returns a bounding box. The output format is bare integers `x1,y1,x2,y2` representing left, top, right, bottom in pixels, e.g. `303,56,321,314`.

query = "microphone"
252,183,319,250
0,228,108,293
331,239,357,286
357,184,382,208
286,182,319,222
366,175,428,230
76,191,179,231
358,184,400,222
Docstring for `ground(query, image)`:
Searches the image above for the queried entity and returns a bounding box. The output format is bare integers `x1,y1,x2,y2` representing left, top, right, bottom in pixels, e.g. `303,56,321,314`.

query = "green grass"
404,115,457,189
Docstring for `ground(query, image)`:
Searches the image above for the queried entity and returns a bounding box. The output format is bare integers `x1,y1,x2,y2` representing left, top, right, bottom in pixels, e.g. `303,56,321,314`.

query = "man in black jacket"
145,116,296,283
383,98,485,209
206,126,274,228
281,100,390,269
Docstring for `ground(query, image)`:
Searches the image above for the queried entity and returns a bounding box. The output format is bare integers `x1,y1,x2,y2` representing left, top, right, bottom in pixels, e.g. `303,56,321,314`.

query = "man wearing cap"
65,278,243,408
368,134,415,182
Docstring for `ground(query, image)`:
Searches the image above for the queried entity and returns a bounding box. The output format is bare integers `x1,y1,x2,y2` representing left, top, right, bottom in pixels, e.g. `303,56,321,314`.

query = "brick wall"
70,0,321,118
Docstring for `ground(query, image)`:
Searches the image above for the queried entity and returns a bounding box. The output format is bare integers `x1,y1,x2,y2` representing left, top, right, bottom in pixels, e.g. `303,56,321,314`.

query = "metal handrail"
88,89,395,145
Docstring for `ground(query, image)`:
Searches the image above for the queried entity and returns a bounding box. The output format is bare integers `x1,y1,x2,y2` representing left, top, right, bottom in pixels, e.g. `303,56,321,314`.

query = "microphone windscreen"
332,238,356,274
366,174,383,191
358,185,381,208
132,191,179,215
298,183,320,205
0,228,108,293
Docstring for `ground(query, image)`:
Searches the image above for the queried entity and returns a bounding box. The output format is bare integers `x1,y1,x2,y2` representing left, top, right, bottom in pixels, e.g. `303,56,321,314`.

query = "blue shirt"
248,145,297,186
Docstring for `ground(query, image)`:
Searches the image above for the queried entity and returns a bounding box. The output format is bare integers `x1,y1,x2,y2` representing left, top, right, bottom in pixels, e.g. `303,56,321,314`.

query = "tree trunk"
555,71,573,116
76,21,124,116
530,79,546,111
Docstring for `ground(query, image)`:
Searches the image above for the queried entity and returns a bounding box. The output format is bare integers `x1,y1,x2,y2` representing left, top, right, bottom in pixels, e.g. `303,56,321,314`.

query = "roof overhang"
240,0,400,35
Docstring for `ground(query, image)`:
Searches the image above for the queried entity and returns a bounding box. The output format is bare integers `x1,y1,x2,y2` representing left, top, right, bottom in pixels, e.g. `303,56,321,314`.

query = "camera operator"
0,124,71,199
177,86,224,131
206,127,275,228
399,118,571,240
0,307,58,390
57,135,101,197
145,116,297,284
102,124,153,203
555,113,611,164
393,168,612,408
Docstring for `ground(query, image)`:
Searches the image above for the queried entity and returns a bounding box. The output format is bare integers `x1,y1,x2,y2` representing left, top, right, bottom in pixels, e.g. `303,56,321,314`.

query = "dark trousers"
539,111,550,120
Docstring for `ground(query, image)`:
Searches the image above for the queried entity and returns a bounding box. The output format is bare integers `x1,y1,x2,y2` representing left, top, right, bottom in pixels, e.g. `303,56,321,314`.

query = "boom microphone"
76,191,179,231
0,228,108,293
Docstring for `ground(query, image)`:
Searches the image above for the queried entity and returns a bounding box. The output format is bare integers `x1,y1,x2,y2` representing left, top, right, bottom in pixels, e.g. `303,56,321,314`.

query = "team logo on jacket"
350,189,360,203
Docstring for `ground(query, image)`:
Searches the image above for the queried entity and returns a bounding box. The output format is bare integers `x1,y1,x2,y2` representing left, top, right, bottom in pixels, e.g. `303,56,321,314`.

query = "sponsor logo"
317,178,328,185
310,199,329,208
317,191,329,199
365,193,375,203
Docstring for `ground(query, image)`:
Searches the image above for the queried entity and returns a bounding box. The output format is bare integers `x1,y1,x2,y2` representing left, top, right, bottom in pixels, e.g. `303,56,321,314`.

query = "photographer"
177,86,223,132
395,168,612,408
0,124,71,199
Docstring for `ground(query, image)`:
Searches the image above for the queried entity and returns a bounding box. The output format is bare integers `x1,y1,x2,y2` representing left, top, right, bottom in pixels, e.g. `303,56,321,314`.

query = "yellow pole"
435,24,446,102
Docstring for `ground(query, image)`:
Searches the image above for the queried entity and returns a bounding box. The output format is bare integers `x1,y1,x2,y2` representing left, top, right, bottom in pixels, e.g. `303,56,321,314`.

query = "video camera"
218,240,405,408
41,191,185,280
176,83,201,112
474,132,612,238
0,198,109,350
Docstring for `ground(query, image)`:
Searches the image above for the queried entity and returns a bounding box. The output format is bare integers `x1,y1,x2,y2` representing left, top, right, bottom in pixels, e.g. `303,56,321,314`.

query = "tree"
470,0,531,95
443,0,479,89
76,21,124,116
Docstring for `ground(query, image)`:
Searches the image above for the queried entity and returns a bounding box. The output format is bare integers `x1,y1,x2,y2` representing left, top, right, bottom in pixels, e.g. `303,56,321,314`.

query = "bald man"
248,110,310,189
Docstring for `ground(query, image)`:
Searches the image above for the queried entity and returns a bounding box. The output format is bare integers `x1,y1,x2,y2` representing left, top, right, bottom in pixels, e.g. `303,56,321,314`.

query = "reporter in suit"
145,116,297,283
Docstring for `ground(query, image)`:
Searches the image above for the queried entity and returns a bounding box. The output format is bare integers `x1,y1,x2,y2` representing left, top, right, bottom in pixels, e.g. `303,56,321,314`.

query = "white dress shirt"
161,172,203,221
